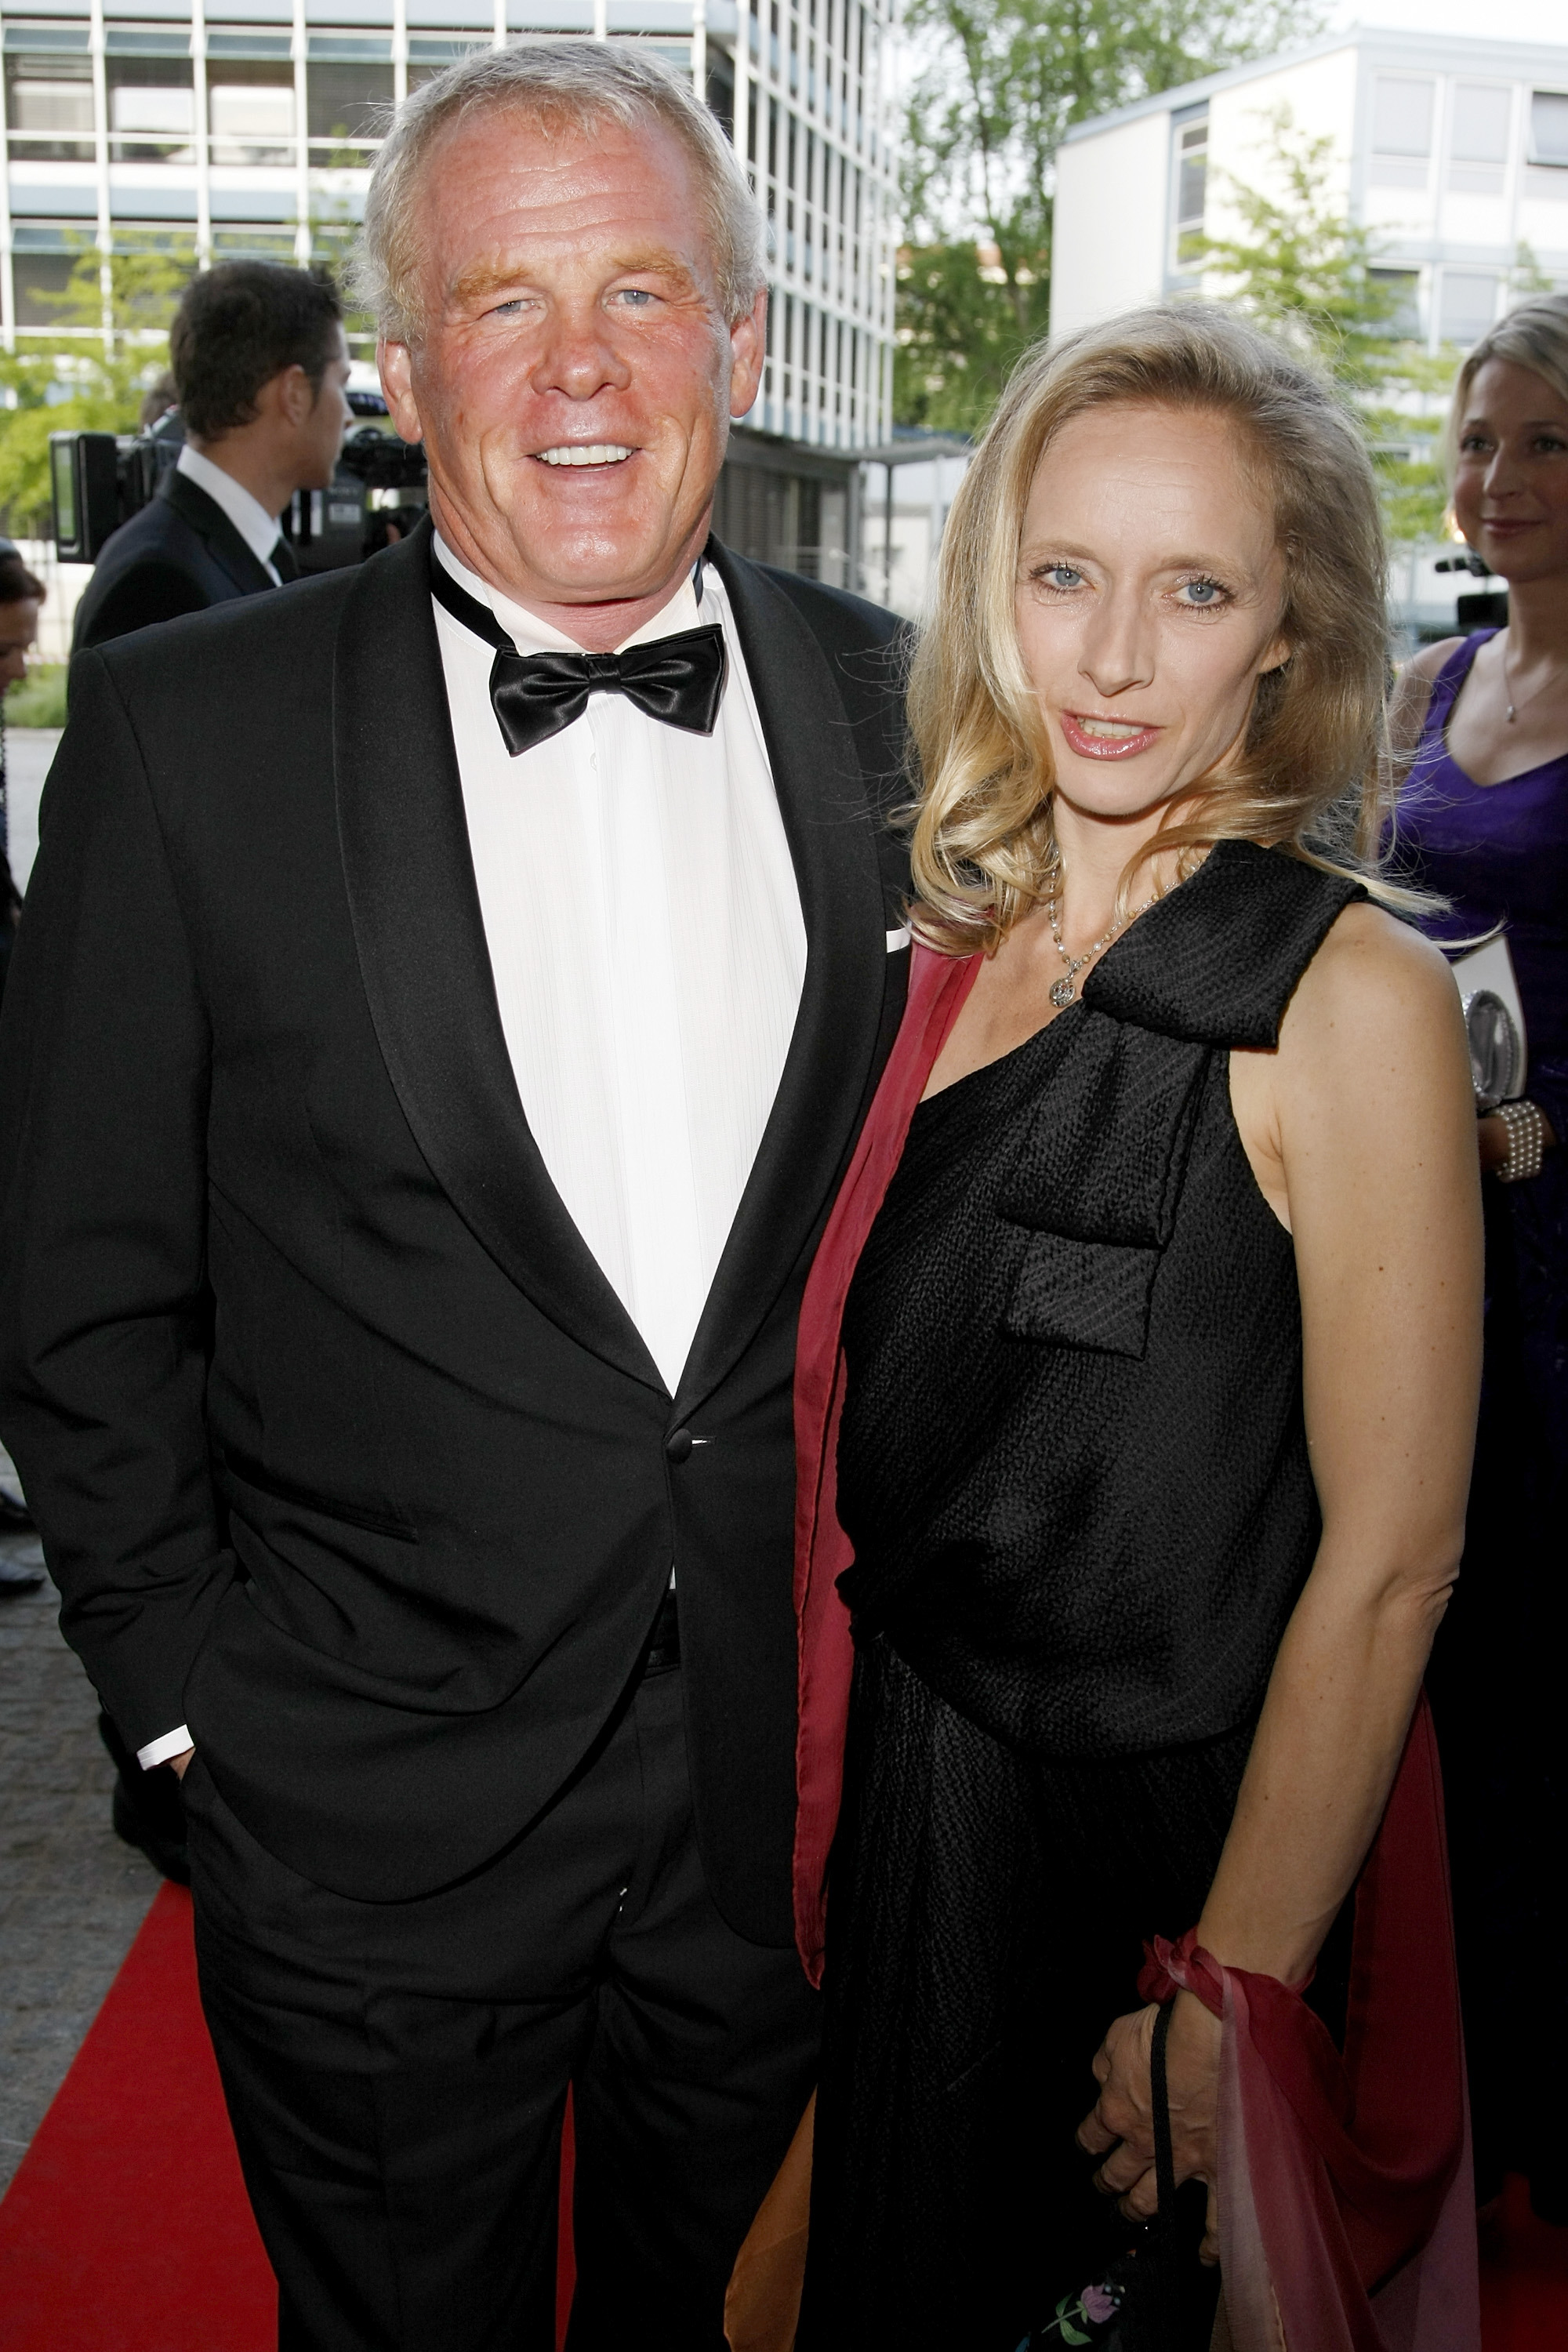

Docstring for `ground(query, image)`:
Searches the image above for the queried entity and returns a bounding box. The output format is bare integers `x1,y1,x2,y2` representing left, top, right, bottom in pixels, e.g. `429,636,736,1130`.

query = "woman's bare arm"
1080,905,1483,2240
1199,906,1482,1978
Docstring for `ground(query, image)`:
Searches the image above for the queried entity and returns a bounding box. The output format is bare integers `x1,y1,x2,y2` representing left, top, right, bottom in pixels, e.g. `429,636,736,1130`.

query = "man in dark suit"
0,42,908,2352
72,262,354,1878
72,261,352,652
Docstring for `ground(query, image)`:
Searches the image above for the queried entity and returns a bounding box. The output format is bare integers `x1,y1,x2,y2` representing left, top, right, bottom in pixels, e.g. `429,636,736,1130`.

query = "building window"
1448,83,1509,195
1531,90,1568,166
1370,74,1433,189
209,63,297,166
211,226,299,260
1369,267,1421,339
9,227,89,329
1170,107,1207,272
5,49,94,161
307,61,395,154
406,39,488,98
1438,270,1499,348
107,56,196,165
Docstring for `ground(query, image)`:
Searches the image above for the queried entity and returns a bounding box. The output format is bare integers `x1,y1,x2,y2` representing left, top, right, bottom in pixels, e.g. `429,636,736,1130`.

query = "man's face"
0,597,39,691
380,107,766,625
297,328,354,491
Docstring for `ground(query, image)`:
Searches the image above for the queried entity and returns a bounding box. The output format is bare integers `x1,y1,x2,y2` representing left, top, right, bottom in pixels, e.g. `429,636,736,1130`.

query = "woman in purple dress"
1395,293,1568,2225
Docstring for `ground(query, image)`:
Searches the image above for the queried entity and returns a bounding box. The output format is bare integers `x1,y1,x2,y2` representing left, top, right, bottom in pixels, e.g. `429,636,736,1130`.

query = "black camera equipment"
49,386,427,572
49,410,183,564
286,399,429,573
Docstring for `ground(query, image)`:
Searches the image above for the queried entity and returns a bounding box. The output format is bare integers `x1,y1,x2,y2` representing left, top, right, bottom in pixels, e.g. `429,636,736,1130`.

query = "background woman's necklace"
1045,877,1127,1008
1501,633,1558,725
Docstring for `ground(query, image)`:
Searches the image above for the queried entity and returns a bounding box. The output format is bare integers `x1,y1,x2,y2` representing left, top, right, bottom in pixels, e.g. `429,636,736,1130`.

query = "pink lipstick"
1059,710,1163,760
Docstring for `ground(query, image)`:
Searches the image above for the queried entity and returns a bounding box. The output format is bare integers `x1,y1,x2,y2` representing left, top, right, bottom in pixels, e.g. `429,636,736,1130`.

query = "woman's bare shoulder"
1282,902,1461,1085
1405,635,1465,685
1388,637,1464,753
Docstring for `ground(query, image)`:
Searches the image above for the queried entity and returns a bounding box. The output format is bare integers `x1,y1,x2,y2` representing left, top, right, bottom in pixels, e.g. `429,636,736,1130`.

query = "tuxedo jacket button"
665,1428,694,1465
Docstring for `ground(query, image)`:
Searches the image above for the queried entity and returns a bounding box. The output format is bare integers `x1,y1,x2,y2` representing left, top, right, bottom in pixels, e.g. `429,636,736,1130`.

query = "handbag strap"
1149,1999,1178,2224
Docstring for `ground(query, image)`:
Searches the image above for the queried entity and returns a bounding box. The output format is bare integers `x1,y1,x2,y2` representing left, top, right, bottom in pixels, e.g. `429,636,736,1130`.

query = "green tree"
309,133,377,347
895,0,1320,433
894,238,1049,434
0,233,192,531
1193,114,1458,540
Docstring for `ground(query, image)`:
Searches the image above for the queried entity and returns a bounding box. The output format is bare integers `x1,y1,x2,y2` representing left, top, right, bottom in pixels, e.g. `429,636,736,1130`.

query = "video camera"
49,387,427,570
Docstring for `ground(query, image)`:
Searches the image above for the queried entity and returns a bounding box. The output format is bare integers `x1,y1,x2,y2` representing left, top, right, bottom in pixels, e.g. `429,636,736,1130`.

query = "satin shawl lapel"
332,526,662,1390
674,544,891,1417
159,469,276,597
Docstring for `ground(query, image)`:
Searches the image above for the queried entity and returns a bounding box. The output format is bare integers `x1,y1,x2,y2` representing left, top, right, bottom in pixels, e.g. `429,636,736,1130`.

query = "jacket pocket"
1003,1230,1160,1359
214,1446,418,1543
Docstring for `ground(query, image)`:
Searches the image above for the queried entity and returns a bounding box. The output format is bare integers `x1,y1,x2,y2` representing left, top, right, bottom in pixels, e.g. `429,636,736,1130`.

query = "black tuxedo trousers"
0,524,909,2343
188,1657,820,2350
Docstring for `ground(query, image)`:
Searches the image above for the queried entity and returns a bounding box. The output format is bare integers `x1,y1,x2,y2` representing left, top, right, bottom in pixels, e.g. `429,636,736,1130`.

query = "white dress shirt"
136,535,808,1774
434,535,807,1392
175,443,285,583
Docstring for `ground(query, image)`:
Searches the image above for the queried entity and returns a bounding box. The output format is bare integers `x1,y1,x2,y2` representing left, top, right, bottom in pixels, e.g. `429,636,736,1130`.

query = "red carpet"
2,1883,1561,2347
0,1882,578,2350
0,1883,274,2350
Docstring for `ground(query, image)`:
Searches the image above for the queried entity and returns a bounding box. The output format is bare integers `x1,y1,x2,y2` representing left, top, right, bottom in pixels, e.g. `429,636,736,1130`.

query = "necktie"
429,552,727,759
270,535,300,584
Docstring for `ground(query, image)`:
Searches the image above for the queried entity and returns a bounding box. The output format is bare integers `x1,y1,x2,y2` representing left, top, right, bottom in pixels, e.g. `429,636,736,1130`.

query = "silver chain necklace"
1045,874,1127,1009
1501,634,1556,727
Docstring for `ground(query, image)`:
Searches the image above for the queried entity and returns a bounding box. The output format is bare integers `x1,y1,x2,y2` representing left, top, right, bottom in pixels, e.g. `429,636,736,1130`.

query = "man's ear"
274,362,315,429
379,340,423,446
728,289,768,423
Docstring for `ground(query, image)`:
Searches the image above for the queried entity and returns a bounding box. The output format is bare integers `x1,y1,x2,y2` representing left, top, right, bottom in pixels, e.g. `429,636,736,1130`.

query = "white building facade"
1052,26,1568,352
0,0,899,576
1051,27,1568,638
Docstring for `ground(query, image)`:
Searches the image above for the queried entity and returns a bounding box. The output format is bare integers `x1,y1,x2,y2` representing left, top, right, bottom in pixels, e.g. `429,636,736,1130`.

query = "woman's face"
1014,402,1289,831
1452,358,1568,586
0,597,41,693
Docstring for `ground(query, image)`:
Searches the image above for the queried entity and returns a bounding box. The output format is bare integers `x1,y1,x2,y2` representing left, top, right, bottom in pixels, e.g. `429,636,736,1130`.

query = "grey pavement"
0,1531,159,2201
0,728,164,2205
5,727,61,895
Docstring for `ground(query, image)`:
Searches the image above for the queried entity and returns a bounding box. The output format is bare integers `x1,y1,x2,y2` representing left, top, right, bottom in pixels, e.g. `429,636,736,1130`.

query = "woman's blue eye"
1039,564,1082,590
1178,579,1225,607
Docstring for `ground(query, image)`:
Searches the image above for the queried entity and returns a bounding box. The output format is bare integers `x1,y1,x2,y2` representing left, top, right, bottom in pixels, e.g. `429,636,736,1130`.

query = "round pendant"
1050,976,1076,1009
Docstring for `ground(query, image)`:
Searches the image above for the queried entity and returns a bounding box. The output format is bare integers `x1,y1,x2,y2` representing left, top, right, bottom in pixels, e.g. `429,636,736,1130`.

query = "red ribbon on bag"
1132,1704,1478,2352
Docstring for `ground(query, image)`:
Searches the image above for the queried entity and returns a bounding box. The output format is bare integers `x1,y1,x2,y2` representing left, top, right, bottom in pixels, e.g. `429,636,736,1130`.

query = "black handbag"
1022,2002,1221,2351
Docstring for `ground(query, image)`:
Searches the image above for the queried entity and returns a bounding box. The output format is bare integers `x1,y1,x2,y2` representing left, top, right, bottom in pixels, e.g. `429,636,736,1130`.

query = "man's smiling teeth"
1076,717,1149,739
535,445,633,466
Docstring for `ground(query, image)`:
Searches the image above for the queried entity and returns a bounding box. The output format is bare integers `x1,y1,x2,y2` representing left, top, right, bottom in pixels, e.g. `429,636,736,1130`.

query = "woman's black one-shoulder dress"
797,843,1365,2352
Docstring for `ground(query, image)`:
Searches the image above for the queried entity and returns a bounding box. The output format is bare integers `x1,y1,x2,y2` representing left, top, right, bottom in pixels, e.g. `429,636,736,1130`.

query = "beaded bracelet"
1494,1098,1546,1185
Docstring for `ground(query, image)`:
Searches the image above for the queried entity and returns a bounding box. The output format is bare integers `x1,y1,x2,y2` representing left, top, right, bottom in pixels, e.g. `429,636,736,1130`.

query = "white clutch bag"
1447,933,1527,1109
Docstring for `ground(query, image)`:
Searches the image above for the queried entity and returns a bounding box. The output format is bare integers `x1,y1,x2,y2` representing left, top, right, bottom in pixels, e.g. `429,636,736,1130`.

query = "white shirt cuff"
136,1725,194,1770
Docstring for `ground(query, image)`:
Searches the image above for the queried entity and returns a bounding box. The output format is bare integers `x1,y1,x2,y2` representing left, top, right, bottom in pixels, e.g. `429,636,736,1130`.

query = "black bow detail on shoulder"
429,549,728,759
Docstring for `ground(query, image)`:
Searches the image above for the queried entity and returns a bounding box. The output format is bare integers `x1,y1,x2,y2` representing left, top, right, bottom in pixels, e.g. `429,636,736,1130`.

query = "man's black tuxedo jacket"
0,525,910,1944
72,466,278,652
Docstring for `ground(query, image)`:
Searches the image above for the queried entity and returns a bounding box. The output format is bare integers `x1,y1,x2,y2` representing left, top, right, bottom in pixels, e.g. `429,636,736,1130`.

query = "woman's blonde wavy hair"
907,303,1396,955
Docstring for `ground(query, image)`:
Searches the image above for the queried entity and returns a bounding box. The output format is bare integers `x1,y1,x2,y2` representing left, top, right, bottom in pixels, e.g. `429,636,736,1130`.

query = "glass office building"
0,0,898,578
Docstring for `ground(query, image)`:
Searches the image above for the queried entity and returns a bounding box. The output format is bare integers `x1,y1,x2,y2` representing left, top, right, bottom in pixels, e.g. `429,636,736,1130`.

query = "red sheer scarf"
790,942,1478,2351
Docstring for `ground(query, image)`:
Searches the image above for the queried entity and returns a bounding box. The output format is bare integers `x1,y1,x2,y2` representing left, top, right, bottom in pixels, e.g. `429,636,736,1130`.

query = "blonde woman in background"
788,307,1484,2351
1392,293,1568,2230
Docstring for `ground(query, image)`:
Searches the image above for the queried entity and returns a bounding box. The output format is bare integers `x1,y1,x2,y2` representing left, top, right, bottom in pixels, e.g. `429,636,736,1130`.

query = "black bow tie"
429,553,727,759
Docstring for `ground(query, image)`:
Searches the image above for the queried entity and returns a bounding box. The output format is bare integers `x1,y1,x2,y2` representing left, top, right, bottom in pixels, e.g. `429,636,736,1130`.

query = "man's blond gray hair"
354,40,768,342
